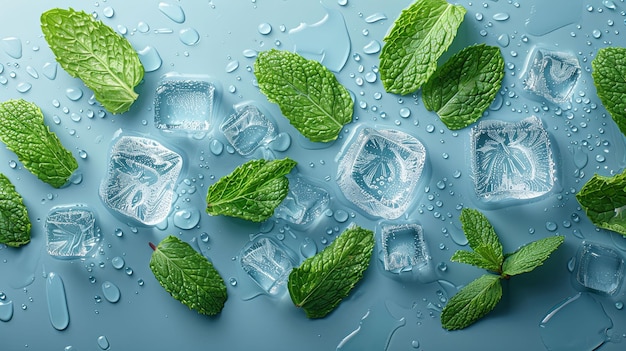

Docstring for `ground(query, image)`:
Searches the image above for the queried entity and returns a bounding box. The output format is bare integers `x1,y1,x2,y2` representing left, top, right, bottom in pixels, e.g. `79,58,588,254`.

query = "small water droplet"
101,281,121,303
364,13,387,23
333,210,349,223
111,256,125,270
16,82,32,93
492,12,510,21
545,222,558,232
229,278,237,286
173,208,201,230
125,267,133,276
300,237,318,258
97,335,110,350
102,6,114,18
363,40,381,54
137,21,150,33
225,60,239,73
258,22,272,35
179,27,200,45
158,2,185,23
65,87,83,101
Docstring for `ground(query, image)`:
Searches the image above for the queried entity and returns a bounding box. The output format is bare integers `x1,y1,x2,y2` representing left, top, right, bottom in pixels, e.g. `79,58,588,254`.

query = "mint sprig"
206,158,297,222
254,49,353,142
0,173,31,247
591,47,626,136
0,99,78,188
379,0,466,95
149,236,227,316
441,208,564,330
41,8,144,114
423,44,504,130
288,225,374,318
576,170,626,236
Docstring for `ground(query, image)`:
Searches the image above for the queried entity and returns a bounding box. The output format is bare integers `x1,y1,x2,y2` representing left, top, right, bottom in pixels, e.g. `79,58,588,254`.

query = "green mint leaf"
458,208,504,272
576,170,626,235
450,250,499,272
591,47,626,136
206,158,297,222
441,274,502,330
0,173,31,247
41,8,144,114
254,49,353,142
502,235,565,277
288,225,374,318
149,236,227,316
379,0,466,95
423,44,504,130
0,99,78,188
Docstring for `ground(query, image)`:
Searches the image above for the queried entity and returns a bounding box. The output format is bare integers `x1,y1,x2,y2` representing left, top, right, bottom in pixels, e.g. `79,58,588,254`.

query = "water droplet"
616,301,624,310
1,37,22,59
209,139,224,155
592,29,602,39
493,12,510,21
97,335,110,350
101,281,121,303
497,33,510,47
111,256,125,270
137,21,150,33
242,49,257,58
229,278,237,286
199,232,210,243
364,13,387,23
103,6,114,18
179,28,200,46
545,221,558,232
137,46,162,72
26,66,39,79
399,107,411,118
158,2,185,23
46,272,69,331
125,267,133,276
258,22,272,35
300,237,317,258
16,82,32,93
225,60,239,73
65,87,83,101
173,208,201,230
363,40,381,54
411,340,420,348
0,300,13,322
270,132,292,152
333,209,349,223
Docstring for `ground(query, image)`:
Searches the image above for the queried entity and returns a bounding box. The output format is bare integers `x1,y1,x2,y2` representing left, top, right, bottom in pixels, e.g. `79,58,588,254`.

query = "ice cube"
380,223,429,273
575,241,624,296
219,105,277,155
154,75,216,132
240,236,298,295
523,47,581,103
99,135,183,226
274,175,330,227
46,205,100,259
337,128,426,219
471,116,556,203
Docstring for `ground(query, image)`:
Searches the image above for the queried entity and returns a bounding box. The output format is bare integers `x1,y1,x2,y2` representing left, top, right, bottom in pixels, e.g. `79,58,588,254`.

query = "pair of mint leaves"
576,47,626,236
149,225,374,318
442,208,564,330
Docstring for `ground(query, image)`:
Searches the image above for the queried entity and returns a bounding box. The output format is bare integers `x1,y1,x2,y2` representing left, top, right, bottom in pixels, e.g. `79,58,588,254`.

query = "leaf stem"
149,242,157,251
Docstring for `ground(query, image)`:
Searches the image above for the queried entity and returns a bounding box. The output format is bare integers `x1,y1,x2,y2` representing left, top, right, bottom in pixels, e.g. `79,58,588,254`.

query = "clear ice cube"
274,175,330,227
46,205,100,259
240,236,298,295
471,116,556,202
523,47,581,103
575,242,625,296
380,223,429,273
219,105,277,156
99,135,183,226
337,128,426,219
154,76,216,132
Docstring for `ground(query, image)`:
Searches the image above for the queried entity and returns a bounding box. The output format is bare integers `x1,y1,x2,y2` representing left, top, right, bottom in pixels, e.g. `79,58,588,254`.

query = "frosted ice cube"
380,223,429,273
337,128,426,219
99,135,183,226
575,242,624,296
274,175,330,227
523,47,581,103
219,105,277,155
46,205,100,259
471,116,556,202
154,76,216,132
240,237,298,295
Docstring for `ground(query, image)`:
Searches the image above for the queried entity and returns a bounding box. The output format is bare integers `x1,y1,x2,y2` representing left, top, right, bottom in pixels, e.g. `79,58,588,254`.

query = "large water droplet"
179,28,200,46
46,272,69,331
137,46,162,72
0,300,13,322
158,2,185,23
42,62,58,80
97,335,110,350
66,87,83,101
101,281,121,303
363,40,381,54
299,237,317,258
173,208,201,230
258,23,272,35
1,37,22,59
364,13,387,23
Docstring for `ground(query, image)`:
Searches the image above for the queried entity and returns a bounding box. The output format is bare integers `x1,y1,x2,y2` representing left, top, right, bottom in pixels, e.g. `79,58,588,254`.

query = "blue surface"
1,1,626,350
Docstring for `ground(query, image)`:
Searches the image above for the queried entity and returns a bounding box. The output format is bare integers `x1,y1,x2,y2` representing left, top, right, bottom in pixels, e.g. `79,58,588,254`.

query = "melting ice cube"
154,75,216,132
380,223,429,273
471,116,556,203
99,135,183,226
46,205,100,259
523,47,581,103
240,237,298,295
337,128,426,219
219,105,277,156
575,241,624,296
274,175,330,227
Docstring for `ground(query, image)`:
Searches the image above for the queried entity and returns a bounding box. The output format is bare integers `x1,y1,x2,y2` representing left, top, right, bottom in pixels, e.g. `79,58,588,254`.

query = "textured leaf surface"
254,49,353,142
41,8,144,114
0,99,78,188
379,0,466,95
502,235,564,276
149,236,227,316
592,47,626,136
577,170,626,235
441,274,502,330
458,208,503,272
206,158,296,222
288,225,374,318
423,44,504,129
0,174,30,247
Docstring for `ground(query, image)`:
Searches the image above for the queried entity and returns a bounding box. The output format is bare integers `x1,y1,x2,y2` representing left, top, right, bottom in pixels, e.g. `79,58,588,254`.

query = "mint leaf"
288,225,374,318
502,235,564,277
441,274,502,330
0,173,31,247
457,208,503,272
149,236,227,316
379,0,466,95
206,158,297,222
423,44,504,130
576,170,626,235
254,49,353,142
41,8,144,114
592,47,626,136
0,99,78,188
